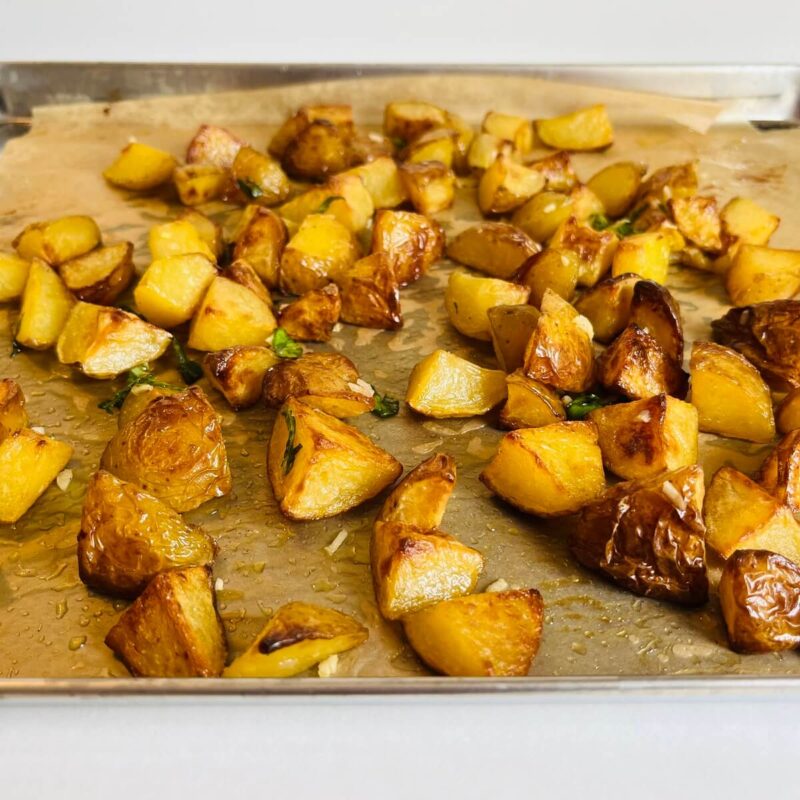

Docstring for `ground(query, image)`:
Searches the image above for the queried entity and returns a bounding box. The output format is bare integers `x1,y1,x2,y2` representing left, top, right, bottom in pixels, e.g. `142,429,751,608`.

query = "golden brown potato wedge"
0,380,27,442
488,304,541,373
78,470,215,598
59,241,134,305
611,231,670,284
571,465,708,605
403,589,544,677
224,258,272,307
232,207,288,288
535,105,613,151
14,216,101,266
116,382,183,430
515,248,580,308
466,132,507,171
231,145,291,204
406,349,507,418
384,101,448,143
482,111,534,153
338,252,402,330
148,219,215,262
574,272,638,343
589,394,698,480
637,162,698,205
402,127,457,168
281,120,352,181
279,173,374,233
105,566,226,677
629,279,684,366
0,251,30,302
721,197,780,250
371,209,444,286
203,345,280,410
689,341,775,442
101,387,232,512
446,222,539,280
103,142,177,191
344,156,407,209
526,150,579,192
500,371,566,430
478,155,545,215
586,161,645,217
725,244,800,306
481,421,605,517
399,160,455,215
759,429,800,516
267,398,401,520
186,123,244,169
549,217,618,288
223,602,368,678
278,284,341,342
719,549,800,653
269,104,354,158
173,164,230,206
777,388,800,434
177,210,220,258
444,111,474,175
669,195,723,253
15,259,75,350
511,191,574,243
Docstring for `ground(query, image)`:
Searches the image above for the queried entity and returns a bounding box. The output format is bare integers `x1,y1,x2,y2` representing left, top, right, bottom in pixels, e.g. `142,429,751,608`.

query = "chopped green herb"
611,219,635,238
281,407,302,474
565,392,621,420
98,364,182,414
237,179,264,200
589,213,612,231
172,338,203,385
10,340,22,358
314,195,344,215
371,387,400,419
271,327,303,359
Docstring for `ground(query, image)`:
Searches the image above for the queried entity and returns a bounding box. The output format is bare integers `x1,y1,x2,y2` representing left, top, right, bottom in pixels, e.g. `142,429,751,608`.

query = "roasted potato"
14,216,101,266
186,123,244,169
269,104,354,158
704,466,800,562
232,206,288,287
223,602,368,678
278,284,341,342
403,589,544,677
586,161,645,217
0,379,27,442
105,565,226,677
148,219,215,262
759,429,800,516
446,222,539,280
403,127,457,168
267,398,402,520
445,269,529,341
203,345,280,410
777,389,800,434
500,371,566,429
384,101,448,143
721,196,780,249
231,145,291,204
526,150,579,192
103,142,177,191
482,111,533,153
689,341,775,442
480,421,605,517
406,349,507,418
669,195,723,253
0,251,30,302
725,244,800,306
570,465,708,605
637,161,698,205
279,173,374,233
78,470,215,598
338,252,402,330
178,209,224,260
0,428,73,524
344,156,407,209
629,279,684,365
59,241,134,305
444,111,474,175
173,164,230,206
523,290,595,393
549,217,618,288
466,132,506,171
101,387,232,512
282,121,352,181
399,160,455,215
511,191,575,243
263,352,375,417
371,209,444,286
134,252,218,329
220,258,272,307
116,381,183,430
488,304,541,373
719,550,800,653
535,104,613,151
589,394,698,480
611,231,671,284
15,258,75,350
574,272,638,343
515,248,580,308
477,155,545,215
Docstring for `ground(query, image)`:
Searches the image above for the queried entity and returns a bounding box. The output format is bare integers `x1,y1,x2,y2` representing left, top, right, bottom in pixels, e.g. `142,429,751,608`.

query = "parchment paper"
2,73,800,679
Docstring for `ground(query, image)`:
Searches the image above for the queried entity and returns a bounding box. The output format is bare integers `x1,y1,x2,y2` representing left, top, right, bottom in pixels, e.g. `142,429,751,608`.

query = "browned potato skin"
269,104,354,158
711,300,800,391
262,352,375,417
599,324,687,399
59,242,135,305
574,273,639,343
186,124,245,169
629,279,685,366
0,379,27,442
338,253,402,330
525,150,578,192
399,160,455,216
100,387,232,513
488,304,541,373
549,217,617,288
570,465,709,606
278,284,341,342
719,549,800,653
203,346,279,410
446,222,539,280
371,209,444,287
759,429,800,516
282,120,352,181
637,161,698,206
232,208,288,290
225,259,272,307
515,248,579,308
669,195,723,253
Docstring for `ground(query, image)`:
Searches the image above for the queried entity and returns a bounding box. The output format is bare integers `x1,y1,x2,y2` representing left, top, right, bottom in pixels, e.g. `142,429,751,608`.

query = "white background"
3,1,800,797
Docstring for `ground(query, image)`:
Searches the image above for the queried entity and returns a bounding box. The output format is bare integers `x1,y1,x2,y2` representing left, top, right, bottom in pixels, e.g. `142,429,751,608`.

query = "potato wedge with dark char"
719,549,800,653
371,209,444,287
399,160,455,215
629,279,684,366
570,465,708,606
515,248,580,308
262,352,375,418
488,304,541,373
777,389,800,434
223,602,368,678
637,161,698,205
446,222,539,280
549,216,618,288
0,379,27,442
526,150,578,192
500,371,566,430
338,252,402,330
101,387,232,513
403,589,544,677
78,470,216,598
759,429,800,516
105,566,226,677
669,195,723,253
574,273,638,343
278,284,341,342
59,242,134,305
203,346,280,410
186,123,244,169
478,155,545,215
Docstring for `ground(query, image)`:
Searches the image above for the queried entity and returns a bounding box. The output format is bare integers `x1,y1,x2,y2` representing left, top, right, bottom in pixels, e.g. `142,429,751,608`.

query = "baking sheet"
2,72,800,683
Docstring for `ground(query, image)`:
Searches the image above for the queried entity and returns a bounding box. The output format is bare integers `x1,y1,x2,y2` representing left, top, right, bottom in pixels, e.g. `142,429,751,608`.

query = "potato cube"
638,162,698,204
281,121,352,181
16,259,75,350
777,389,800,434
488,304,541,372
0,252,30,303
689,341,775,442
224,602,367,678
59,241,135,305
278,284,341,342
574,273,638,343
203,345,280,410
445,270,529,341
403,589,544,677
482,111,534,153
344,156,407,209
466,132,506,171
148,219,215,262
444,111,475,175
56,302,172,379
629,279,685,366
611,231,670,284
589,394,698,480
549,216,618,287
338,253,402,330
279,173,374,232
228,250,279,307
721,197,780,248
78,470,215,598
535,104,613,151
178,209,224,259
399,161,455,215
116,381,183,430
232,207,288,288
515,248,580,308
269,104,354,158
526,150,579,192
725,244,800,306
478,155,545,215
231,145,291,205
446,222,539,280
403,128,457,168
759,429,800,516
480,420,605,516
267,398,402,520
0,428,73,524
669,195,722,253
14,216,101,266
571,465,708,605
0,379,27,441
173,164,230,206
384,101,448,143
185,123,244,169
500,371,566,430
705,466,800,562
105,566,226,677
371,209,444,286
586,161,645,217
511,190,574,243
406,349,507,418
103,142,177,191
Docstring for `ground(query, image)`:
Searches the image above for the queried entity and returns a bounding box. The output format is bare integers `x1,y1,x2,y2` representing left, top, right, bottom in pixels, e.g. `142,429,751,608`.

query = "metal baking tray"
1,63,800,698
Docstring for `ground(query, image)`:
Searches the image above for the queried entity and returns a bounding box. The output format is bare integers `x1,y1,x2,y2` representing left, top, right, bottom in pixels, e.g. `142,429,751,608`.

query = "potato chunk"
526,150,579,192
338,252,402,330
344,157,407,209
0,428,73,524
589,394,698,480
777,389,800,434
482,111,533,153
78,470,215,598
14,216,101,266
279,174,374,233
570,465,708,605
549,217,617,287
721,197,780,249
103,142,177,191
445,270,529,341
186,123,244,169
281,120,352,181
173,164,230,206
263,352,375,418
704,466,800,562
203,346,280,410
371,209,444,286
586,161,645,217
719,550,800,653
515,248,579,308
270,104,354,158
689,342,775,442
629,279,684,366
759,429,800,515
59,241,135,305
231,145,291,204
0,252,30,302
384,101,448,142
611,231,670,284
574,273,638,343
446,222,539,280
535,104,613,151
725,244,800,306
278,284,341,342
105,566,226,677
669,195,722,253
232,207,288,287
500,371,565,430
478,155,545,215
101,387,232,512
16,259,75,350
488,304,541,372
637,162,698,205
403,127,457,168
0,379,27,441
178,209,224,259
148,219,215,262
399,161,455,215
406,350,507,418
480,421,605,517
268,398,401,520
511,191,574,243
224,602,368,678
403,589,544,677
467,132,506,171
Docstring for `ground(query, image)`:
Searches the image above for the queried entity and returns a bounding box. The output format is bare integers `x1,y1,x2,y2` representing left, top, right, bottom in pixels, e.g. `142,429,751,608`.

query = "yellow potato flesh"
16,259,75,349
103,142,177,191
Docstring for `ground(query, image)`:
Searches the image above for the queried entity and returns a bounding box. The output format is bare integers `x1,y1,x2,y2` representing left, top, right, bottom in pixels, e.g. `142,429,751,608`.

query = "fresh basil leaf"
281,407,302,474
371,387,400,419
314,195,344,215
589,213,611,231
565,392,621,420
271,327,303,359
98,365,182,414
172,338,203,385
237,179,264,200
